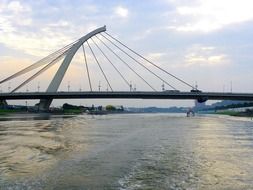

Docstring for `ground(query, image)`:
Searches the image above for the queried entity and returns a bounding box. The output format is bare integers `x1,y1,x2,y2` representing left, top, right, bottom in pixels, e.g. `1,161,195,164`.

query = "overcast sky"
1,0,253,107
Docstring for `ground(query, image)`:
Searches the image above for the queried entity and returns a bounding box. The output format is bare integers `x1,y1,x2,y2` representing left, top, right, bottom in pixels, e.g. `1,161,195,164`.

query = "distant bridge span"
1,91,253,101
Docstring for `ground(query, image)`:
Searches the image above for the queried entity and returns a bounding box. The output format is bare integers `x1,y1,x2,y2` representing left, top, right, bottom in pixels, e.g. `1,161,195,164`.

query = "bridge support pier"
38,99,52,112
197,97,208,103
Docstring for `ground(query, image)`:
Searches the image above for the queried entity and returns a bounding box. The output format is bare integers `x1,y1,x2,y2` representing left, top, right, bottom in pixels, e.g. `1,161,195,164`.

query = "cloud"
7,1,31,13
185,54,227,66
0,1,102,57
0,1,32,31
0,30,72,56
146,52,165,62
184,45,230,66
114,6,129,18
167,0,253,32
0,17,96,57
0,17,15,33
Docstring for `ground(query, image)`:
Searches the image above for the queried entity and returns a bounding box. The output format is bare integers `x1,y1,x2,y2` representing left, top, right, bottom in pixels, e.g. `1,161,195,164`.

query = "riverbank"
0,108,127,116
215,110,253,117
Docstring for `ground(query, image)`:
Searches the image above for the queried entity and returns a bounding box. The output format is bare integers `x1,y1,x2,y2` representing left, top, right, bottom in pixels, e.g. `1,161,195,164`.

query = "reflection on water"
0,114,74,121
0,116,69,180
0,113,253,189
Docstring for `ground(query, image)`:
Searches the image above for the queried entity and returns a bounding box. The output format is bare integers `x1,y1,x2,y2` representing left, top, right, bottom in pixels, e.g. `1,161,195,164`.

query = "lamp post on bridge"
8,82,11,92
67,81,70,92
162,83,165,91
37,82,40,92
194,82,198,90
129,81,132,91
134,84,136,91
98,81,101,91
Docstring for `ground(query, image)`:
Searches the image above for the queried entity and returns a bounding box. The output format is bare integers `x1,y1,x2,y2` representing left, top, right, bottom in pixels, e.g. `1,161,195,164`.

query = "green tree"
105,105,116,111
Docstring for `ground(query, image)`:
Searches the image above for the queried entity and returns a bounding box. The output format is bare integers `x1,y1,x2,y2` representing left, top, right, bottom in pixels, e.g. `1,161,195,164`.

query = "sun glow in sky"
0,0,253,107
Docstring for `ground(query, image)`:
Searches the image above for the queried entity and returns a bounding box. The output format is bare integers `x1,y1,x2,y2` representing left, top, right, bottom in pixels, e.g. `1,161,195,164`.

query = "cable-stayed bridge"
0,26,253,110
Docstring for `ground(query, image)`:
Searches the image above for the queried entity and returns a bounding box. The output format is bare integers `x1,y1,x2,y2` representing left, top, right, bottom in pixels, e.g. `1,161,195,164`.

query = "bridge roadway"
1,91,253,101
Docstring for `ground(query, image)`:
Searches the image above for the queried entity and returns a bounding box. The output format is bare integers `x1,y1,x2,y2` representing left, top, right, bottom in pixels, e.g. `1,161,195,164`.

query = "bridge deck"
1,91,253,101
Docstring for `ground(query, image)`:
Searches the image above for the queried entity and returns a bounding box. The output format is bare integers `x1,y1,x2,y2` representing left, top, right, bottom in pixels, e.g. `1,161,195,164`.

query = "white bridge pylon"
39,26,106,110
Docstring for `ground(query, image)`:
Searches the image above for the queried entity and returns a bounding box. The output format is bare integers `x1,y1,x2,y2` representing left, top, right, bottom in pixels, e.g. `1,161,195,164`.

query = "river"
0,113,253,189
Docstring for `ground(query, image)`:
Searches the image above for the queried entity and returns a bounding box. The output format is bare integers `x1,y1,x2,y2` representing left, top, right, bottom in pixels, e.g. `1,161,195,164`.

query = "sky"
1,0,253,107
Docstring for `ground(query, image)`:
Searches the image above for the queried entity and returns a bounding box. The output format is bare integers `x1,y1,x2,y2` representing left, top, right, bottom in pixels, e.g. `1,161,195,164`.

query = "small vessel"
186,109,195,117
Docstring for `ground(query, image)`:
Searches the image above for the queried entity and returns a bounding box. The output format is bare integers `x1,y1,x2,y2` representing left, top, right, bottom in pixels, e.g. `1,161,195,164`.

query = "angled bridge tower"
39,26,106,110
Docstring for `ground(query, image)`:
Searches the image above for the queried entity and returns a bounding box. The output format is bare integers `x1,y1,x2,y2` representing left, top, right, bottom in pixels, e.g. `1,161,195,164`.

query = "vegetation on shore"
63,109,83,114
62,103,84,114
62,103,124,114
0,109,20,115
213,102,253,111
0,103,125,116
215,109,253,117
198,100,253,118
